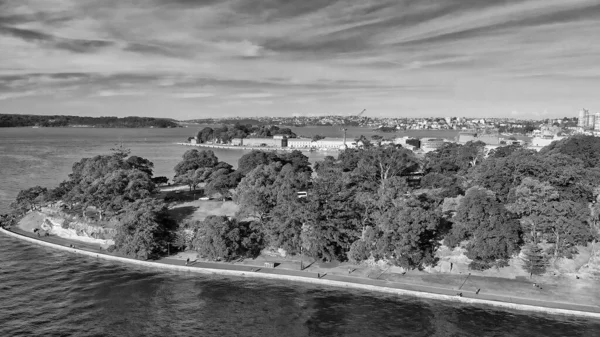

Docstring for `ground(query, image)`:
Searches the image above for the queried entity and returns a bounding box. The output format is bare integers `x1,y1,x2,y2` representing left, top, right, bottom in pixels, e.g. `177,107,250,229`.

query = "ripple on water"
1,235,600,336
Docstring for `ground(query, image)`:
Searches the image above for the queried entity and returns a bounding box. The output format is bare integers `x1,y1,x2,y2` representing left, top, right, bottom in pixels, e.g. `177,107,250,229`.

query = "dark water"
1,235,599,337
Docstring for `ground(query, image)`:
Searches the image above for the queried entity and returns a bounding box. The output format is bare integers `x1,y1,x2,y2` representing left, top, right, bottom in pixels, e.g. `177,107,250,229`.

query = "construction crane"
341,109,366,146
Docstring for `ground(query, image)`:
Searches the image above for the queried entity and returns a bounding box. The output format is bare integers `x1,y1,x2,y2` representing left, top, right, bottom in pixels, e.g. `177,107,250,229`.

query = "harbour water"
1,234,598,336
0,126,457,214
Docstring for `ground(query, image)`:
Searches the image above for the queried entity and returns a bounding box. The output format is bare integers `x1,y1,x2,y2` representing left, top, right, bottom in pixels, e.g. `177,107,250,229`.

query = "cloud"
172,92,216,98
92,90,145,97
0,0,599,118
236,92,274,98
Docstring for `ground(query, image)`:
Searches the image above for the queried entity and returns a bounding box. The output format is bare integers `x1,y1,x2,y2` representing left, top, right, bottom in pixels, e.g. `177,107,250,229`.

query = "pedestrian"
476,289,481,295
186,258,190,266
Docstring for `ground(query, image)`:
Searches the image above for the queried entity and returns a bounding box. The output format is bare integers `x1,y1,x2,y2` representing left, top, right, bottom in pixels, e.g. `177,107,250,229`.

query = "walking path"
2,227,600,319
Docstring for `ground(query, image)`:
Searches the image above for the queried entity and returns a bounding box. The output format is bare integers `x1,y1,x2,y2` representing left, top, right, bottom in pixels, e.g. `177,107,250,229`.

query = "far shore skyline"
1,1,599,119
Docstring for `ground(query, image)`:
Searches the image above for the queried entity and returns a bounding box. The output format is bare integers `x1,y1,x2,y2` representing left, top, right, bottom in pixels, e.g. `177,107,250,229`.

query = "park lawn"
168,200,239,223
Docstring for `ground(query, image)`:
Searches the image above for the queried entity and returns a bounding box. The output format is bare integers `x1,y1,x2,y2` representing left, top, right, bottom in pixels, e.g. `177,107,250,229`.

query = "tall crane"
342,109,366,146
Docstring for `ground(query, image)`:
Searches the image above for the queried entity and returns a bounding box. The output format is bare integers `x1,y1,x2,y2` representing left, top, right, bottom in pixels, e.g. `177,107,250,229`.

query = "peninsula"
2,133,600,318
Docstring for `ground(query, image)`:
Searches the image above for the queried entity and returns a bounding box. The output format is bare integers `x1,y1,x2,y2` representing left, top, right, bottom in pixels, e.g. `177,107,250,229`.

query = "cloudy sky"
1,0,599,119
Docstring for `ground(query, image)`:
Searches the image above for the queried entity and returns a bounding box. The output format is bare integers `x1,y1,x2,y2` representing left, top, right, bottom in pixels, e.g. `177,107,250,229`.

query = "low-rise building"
287,138,313,148
421,138,445,153
240,137,287,147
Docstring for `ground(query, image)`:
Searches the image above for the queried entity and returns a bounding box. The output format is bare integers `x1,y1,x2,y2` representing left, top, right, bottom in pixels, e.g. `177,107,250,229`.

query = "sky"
0,0,599,119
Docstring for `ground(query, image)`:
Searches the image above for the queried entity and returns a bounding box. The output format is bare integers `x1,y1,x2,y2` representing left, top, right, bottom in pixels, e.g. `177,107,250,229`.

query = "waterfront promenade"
176,142,315,152
2,226,599,319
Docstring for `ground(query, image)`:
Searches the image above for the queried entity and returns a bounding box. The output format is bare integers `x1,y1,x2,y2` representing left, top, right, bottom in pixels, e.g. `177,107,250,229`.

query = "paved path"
4,228,600,316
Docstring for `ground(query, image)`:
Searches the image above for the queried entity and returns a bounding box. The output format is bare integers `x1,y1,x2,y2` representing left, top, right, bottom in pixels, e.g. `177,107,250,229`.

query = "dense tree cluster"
195,124,297,144
228,136,600,273
10,147,177,259
10,134,600,274
0,114,178,128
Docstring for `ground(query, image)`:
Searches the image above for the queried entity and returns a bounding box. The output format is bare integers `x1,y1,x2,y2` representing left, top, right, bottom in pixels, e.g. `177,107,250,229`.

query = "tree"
506,178,559,245
506,178,592,260
126,155,154,177
196,127,214,143
278,150,312,174
204,170,241,199
539,135,600,168
151,176,169,186
543,200,591,259
173,150,220,190
297,166,362,262
349,195,442,269
448,186,522,270
521,243,548,278
237,150,280,176
114,199,176,260
90,169,156,216
190,216,261,261
351,145,419,192
311,135,325,141
11,186,48,214
235,162,311,223
174,149,219,177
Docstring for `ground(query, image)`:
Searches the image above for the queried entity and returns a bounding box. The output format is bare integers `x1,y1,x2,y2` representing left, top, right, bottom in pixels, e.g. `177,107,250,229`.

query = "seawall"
175,142,319,152
1,227,599,320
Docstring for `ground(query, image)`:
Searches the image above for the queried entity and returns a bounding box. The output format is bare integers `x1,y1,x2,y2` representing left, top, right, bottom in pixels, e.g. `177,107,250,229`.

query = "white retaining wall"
1,228,599,319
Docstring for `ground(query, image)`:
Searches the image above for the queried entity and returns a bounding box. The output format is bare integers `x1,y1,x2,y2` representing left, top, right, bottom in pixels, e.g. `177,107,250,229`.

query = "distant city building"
457,132,500,145
421,138,445,153
578,108,597,130
394,136,420,149
578,109,587,128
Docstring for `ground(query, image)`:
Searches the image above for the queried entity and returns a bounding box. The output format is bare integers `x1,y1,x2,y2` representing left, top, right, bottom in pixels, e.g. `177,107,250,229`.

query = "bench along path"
2,227,600,319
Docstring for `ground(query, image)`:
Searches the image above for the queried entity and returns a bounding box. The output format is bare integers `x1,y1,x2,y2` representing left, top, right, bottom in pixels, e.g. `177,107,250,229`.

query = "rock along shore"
2,227,599,320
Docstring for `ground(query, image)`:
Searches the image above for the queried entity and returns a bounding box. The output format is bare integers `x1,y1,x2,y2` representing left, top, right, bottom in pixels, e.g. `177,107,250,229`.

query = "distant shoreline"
176,142,321,152
2,227,599,319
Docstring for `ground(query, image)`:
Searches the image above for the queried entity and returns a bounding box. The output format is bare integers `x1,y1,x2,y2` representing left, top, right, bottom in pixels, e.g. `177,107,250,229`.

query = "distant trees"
0,114,178,128
193,124,296,144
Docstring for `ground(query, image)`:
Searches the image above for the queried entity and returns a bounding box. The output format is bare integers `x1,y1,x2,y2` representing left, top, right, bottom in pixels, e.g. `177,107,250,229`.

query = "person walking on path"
186,258,190,266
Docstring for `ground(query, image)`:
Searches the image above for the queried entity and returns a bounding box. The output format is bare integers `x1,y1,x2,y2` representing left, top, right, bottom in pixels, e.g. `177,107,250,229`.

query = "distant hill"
0,114,180,128
185,118,265,125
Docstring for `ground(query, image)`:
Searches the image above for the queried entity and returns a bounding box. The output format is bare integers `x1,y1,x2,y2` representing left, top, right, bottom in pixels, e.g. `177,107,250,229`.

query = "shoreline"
1,227,599,320
175,142,332,152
